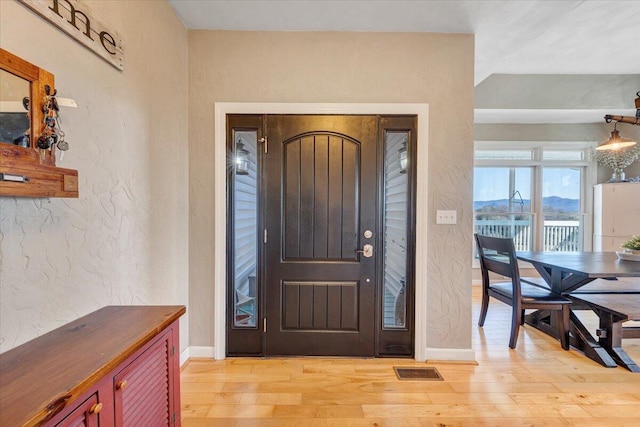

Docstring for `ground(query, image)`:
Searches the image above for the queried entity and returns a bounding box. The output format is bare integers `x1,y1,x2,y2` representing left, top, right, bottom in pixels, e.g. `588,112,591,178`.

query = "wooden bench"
568,292,640,372
571,277,640,294
520,276,640,293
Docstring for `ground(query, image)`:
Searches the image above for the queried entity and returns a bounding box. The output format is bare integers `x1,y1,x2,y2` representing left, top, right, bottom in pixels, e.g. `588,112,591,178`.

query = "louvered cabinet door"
113,329,177,426
54,394,101,427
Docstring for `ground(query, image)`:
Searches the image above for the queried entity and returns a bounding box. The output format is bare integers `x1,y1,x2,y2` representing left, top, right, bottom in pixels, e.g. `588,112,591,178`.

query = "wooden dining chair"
475,234,572,350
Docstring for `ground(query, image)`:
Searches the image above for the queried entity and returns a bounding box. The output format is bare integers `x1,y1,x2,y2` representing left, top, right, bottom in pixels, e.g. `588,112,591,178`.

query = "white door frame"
213,103,429,361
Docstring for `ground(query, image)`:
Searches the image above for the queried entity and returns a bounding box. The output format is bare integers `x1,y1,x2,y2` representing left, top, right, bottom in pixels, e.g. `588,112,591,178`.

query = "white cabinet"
593,183,640,251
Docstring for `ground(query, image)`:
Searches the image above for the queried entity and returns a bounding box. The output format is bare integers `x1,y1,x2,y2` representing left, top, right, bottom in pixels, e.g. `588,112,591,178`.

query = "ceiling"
168,0,640,123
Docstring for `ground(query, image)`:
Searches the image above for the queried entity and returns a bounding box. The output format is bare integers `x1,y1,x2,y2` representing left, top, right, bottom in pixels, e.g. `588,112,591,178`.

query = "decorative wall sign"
18,0,124,71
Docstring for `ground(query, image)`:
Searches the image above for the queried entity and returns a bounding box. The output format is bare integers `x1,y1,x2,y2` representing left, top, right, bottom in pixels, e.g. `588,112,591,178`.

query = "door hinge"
264,229,268,243
263,318,267,332
259,136,268,154
172,412,176,425
170,346,175,356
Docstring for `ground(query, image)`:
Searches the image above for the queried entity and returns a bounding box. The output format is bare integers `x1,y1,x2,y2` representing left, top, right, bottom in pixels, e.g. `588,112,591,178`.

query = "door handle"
356,244,374,258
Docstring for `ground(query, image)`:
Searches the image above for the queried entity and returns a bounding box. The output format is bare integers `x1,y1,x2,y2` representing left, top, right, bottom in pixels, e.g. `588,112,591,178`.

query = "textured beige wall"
0,1,189,352
188,31,475,351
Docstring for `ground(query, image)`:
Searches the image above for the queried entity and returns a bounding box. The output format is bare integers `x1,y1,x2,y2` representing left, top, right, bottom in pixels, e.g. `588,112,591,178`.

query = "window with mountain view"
542,167,583,251
473,143,593,253
474,166,534,250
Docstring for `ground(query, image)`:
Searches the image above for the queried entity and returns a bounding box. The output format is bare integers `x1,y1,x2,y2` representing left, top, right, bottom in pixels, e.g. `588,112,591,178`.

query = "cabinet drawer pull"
116,379,128,390
89,402,103,414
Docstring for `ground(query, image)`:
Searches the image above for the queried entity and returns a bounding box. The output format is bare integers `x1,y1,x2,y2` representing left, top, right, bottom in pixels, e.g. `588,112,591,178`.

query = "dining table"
516,251,640,371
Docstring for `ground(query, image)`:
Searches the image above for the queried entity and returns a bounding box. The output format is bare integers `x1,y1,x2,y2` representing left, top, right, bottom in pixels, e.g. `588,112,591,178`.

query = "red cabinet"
113,329,177,426
0,306,185,427
55,394,101,427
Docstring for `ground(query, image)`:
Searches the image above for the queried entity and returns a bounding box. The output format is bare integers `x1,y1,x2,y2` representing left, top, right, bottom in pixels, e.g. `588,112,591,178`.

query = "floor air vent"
393,367,443,381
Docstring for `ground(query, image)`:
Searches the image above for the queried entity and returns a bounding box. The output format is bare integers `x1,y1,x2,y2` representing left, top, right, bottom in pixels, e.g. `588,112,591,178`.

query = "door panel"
283,134,359,260
282,281,358,330
265,115,377,356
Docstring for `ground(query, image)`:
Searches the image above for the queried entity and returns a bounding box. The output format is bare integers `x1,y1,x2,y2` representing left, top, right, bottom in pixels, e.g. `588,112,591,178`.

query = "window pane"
233,131,258,327
383,131,408,329
543,215,583,251
474,167,534,252
474,167,531,213
542,167,582,251
542,168,580,214
475,149,533,160
543,150,585,161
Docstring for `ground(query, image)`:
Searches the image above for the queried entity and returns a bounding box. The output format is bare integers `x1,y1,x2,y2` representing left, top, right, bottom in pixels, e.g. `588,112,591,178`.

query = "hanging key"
58,142,68,161
49,133,58,152
37,134,52,149
57,130,69,161
57,137,69,152
37,133,51,160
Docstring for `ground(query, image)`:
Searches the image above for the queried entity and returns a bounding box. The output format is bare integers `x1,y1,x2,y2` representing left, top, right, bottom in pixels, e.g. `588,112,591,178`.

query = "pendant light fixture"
595,121,637,151
597,91,640,151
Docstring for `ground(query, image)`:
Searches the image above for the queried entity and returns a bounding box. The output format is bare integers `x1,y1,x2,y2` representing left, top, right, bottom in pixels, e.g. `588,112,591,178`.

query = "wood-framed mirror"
0,48,78,198
0,48,56,167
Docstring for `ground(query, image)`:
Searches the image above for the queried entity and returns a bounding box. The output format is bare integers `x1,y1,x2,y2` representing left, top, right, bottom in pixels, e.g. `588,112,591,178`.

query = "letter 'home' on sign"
17,0,125,70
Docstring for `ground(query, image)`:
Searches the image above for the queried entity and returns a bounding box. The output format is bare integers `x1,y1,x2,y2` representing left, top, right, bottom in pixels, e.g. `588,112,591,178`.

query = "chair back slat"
475,234,521,293
482,256,514,278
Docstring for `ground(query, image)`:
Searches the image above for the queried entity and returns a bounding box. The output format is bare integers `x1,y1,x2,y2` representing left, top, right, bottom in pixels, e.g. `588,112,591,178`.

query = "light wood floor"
181,286,640,426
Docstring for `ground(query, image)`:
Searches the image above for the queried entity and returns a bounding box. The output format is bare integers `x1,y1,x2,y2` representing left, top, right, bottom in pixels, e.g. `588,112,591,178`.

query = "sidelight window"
232,131,258,328
383,131,410,329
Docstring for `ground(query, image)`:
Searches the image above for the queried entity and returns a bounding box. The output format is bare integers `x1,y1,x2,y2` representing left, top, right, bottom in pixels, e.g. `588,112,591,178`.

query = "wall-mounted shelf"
1,151,78,197
0,48,79,198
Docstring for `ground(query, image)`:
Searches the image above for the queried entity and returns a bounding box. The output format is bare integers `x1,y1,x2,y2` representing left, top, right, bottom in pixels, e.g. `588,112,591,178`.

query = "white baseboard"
181,345,474,365
425,347,476,363
184,346,215,363
180,347,190,367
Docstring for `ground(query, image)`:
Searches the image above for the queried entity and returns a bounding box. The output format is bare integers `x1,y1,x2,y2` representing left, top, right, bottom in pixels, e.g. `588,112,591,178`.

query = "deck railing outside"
475,218,581,252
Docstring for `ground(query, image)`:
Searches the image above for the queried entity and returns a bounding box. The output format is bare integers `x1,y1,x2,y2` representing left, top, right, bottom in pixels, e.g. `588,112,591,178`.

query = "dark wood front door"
264,115,378,356
226,114,416,358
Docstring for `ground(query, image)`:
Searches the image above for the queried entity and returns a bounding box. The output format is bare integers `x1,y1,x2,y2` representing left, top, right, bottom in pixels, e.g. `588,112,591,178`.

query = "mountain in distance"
474,196,579,213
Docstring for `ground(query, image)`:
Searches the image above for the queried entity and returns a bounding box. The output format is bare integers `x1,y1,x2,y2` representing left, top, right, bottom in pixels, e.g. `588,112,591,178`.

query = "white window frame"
473,141,598,267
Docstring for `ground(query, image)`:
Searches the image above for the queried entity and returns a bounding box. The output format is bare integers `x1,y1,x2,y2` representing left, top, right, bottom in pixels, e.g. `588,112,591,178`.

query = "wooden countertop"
0,305,186,426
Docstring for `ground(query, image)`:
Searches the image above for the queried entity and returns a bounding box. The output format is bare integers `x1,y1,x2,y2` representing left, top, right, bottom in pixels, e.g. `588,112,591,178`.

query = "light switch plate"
436,210,457,224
